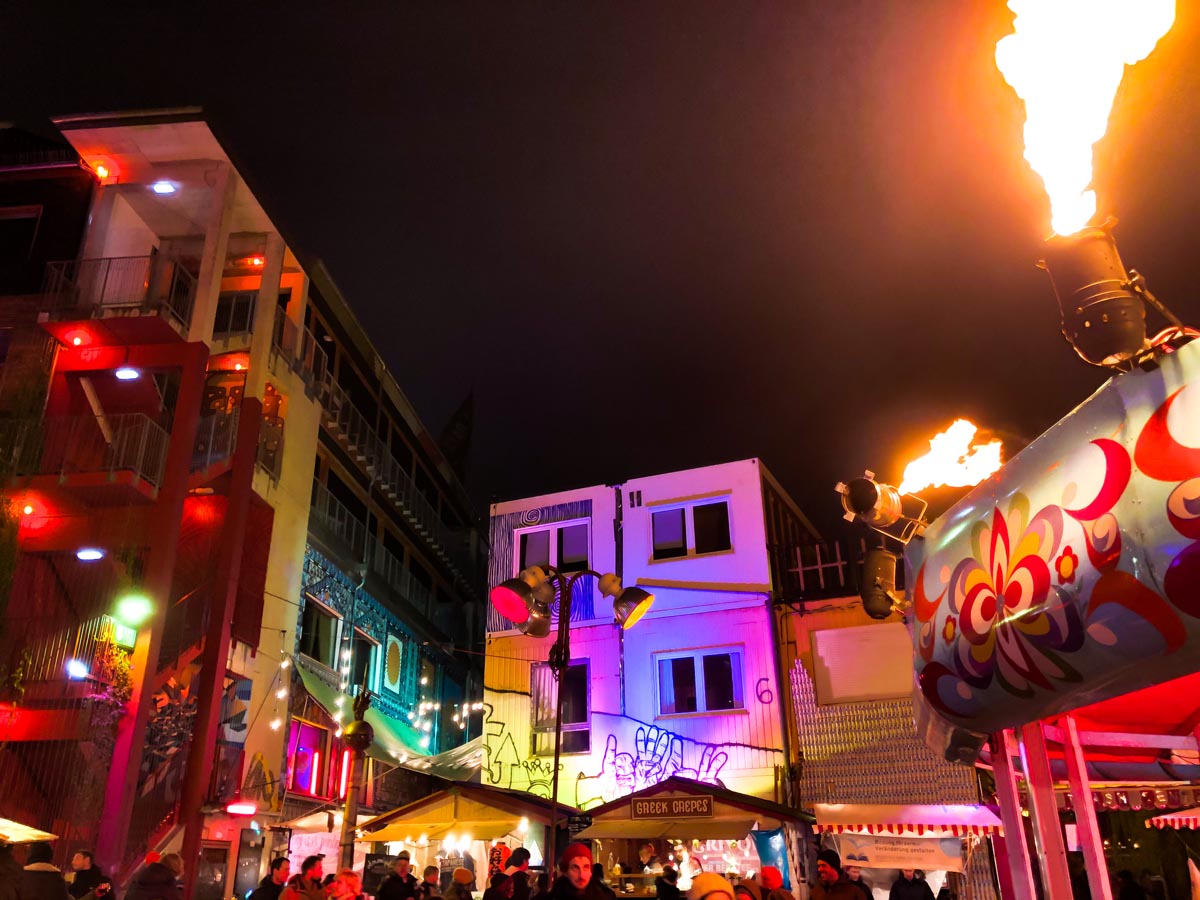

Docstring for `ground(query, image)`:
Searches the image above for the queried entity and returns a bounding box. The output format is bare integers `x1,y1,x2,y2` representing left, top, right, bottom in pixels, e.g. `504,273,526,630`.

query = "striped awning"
812,804,1003,838
1146,806,1200,830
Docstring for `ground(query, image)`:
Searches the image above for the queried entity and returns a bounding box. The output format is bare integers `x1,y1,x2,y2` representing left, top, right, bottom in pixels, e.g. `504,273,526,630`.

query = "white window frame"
649,497,733,562
531,659,591,755
512,517,591,575
654,645,745,718
299,594,342,671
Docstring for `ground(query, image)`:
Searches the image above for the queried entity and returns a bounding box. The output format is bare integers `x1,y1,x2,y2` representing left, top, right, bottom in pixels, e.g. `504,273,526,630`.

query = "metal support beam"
991,730,1036,900
1018,721,1072,900
1061,716,1112,900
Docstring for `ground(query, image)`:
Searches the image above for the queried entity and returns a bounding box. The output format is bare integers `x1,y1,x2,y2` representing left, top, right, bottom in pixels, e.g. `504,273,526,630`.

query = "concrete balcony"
41,255,198,336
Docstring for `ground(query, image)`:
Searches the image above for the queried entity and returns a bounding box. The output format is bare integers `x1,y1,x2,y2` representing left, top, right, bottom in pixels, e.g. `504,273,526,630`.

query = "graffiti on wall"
482,701,765,810
243,750,283,812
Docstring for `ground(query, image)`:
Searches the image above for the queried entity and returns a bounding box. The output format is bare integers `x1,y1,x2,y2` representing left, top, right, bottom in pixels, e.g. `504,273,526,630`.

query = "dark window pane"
558,524,588,573
299,603,338,668
520,530,550,570
658,657,697,714
561,663,589,725
693,502,731,554
562,730,591,753
702,653,741,710
652,509,687,560
351,632,374,690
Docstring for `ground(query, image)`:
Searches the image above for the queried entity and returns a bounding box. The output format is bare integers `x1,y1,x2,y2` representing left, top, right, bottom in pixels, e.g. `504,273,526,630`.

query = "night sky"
5,2,1200,532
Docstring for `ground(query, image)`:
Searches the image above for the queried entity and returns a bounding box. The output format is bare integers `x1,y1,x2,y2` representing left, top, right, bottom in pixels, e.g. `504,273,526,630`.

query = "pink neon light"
310,751,321,795
226,801,257,816
489,584,531,623
339,749,351,799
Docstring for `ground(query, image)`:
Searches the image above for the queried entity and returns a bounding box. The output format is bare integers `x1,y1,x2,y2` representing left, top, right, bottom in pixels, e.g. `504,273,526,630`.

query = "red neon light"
339,749,351,799
310,751,320,794
226,800,257,816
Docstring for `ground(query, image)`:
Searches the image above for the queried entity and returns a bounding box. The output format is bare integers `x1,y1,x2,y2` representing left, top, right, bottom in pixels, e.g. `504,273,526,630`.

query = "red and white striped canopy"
812,804,1003,838
1146,806,1200,830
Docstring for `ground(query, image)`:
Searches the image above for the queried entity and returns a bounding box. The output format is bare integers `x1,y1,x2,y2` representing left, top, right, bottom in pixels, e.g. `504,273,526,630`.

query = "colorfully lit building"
483,459,818,863
0,110,485,893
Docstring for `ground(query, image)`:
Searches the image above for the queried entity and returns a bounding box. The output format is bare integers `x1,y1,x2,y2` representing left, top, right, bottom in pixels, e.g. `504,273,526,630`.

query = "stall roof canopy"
575,777,812,841
0,817,57,843
296,663,429,762
358,782,575,843
1146,806,1200,830
400,735,484,781
812,804,1003,838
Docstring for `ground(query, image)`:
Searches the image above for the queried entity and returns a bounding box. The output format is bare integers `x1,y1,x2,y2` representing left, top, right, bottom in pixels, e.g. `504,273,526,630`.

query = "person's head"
302,856,324,881
733,881,762,900
900,869,915,881
161,854,184,878
323,875,337,888
509,848,531,872
687,873,735,900
816,850,841,885
662,868,677,886
27,842,54,866
424,865,440,885
339,870,362,892
453,868,474,888
271,858,291,885
759,868,784,892
560,843,593,891
395,851,411,876
639,843,655,863
844,866,862,882
71,850,94,872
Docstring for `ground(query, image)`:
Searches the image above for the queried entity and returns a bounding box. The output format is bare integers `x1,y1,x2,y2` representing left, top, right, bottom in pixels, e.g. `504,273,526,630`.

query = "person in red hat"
550,844,606,900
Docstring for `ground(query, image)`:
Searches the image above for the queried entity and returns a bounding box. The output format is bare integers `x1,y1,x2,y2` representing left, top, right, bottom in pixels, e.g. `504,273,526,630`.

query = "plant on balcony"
0,646,29,706
74,638,133,820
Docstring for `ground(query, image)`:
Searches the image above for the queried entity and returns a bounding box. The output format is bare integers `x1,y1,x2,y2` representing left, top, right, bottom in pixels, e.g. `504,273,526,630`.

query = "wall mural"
242,750,283,812
910,345,1200,737
482,701,772,810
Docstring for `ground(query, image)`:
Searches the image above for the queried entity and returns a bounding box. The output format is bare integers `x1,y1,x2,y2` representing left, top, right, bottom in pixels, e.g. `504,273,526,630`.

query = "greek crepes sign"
830,834,963,873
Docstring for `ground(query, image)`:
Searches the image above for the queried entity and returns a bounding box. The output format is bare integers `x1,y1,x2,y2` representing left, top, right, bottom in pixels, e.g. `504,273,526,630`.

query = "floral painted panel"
907,340,1200,743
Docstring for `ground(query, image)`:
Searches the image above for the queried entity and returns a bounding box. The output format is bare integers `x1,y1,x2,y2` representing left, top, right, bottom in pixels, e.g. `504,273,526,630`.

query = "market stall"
573,777,812,897
357,782,568,890
813,803,1002,899
1147,807,1200,831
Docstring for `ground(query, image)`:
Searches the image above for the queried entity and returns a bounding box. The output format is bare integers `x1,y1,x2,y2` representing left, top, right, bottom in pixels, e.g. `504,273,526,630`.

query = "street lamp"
489,565,654,873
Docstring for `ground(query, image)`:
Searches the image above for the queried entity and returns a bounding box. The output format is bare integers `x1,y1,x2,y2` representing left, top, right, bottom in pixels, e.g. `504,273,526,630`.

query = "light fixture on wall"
489,563,655,872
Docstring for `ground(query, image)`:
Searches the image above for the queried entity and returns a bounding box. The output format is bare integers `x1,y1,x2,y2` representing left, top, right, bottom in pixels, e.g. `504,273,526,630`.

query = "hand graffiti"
576,734,634,808
674,744,728,787
633,726,672,791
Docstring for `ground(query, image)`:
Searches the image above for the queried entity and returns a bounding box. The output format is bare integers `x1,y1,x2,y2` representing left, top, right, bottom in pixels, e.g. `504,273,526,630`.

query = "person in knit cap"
445,869,474,900
686,873,735,900
550,844,606,900
810,851,857,900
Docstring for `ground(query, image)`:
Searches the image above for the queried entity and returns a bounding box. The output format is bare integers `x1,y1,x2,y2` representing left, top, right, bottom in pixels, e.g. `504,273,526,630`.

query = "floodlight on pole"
488,563,654,874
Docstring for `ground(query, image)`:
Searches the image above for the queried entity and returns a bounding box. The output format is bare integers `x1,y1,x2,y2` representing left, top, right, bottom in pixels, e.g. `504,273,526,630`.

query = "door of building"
195,843,230,900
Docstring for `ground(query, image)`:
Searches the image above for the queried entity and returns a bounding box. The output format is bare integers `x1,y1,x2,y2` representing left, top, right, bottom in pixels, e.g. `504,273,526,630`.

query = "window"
516,520,589,574
350,629,379,693
298,598,340,668
0,205,41,266
287,719,329,795
532,661,590,754
651,500,732,560
656,647,744,716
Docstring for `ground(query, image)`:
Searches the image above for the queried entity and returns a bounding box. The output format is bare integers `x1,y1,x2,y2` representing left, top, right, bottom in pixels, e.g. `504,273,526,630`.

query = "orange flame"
898,419,1003,495
995,0,1175,235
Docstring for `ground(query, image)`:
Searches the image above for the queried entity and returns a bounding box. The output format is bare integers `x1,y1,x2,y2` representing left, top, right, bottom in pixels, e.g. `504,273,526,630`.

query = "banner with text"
831,834,963,872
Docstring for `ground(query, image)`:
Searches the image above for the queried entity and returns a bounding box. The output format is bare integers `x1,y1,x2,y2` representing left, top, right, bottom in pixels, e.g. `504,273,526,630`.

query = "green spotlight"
115,592,154,628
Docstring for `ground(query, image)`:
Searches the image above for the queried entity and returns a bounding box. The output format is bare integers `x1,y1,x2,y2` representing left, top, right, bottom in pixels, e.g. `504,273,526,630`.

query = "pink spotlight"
489,583,531,624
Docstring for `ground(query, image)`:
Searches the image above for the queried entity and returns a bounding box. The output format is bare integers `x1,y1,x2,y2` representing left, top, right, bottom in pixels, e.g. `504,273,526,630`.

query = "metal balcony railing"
43,256,198,330
192,409,240,472
310,480,367,561
0,413,170,487
370,540,433,617
272,306,299,359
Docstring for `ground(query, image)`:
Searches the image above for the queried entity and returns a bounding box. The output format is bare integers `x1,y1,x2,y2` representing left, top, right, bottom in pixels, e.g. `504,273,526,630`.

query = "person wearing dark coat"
548,844,608,900
123,853,183,900
21,842,71,900
888,870,934,900
655,868,682,900
68,851,114,900
0,843,25,900
249,858,292,900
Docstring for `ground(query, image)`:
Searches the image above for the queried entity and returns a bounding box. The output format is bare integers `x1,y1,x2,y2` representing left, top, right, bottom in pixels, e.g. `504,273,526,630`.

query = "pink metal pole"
1061,715,1113,900
1018,721,1073,900
991,730,1036,900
